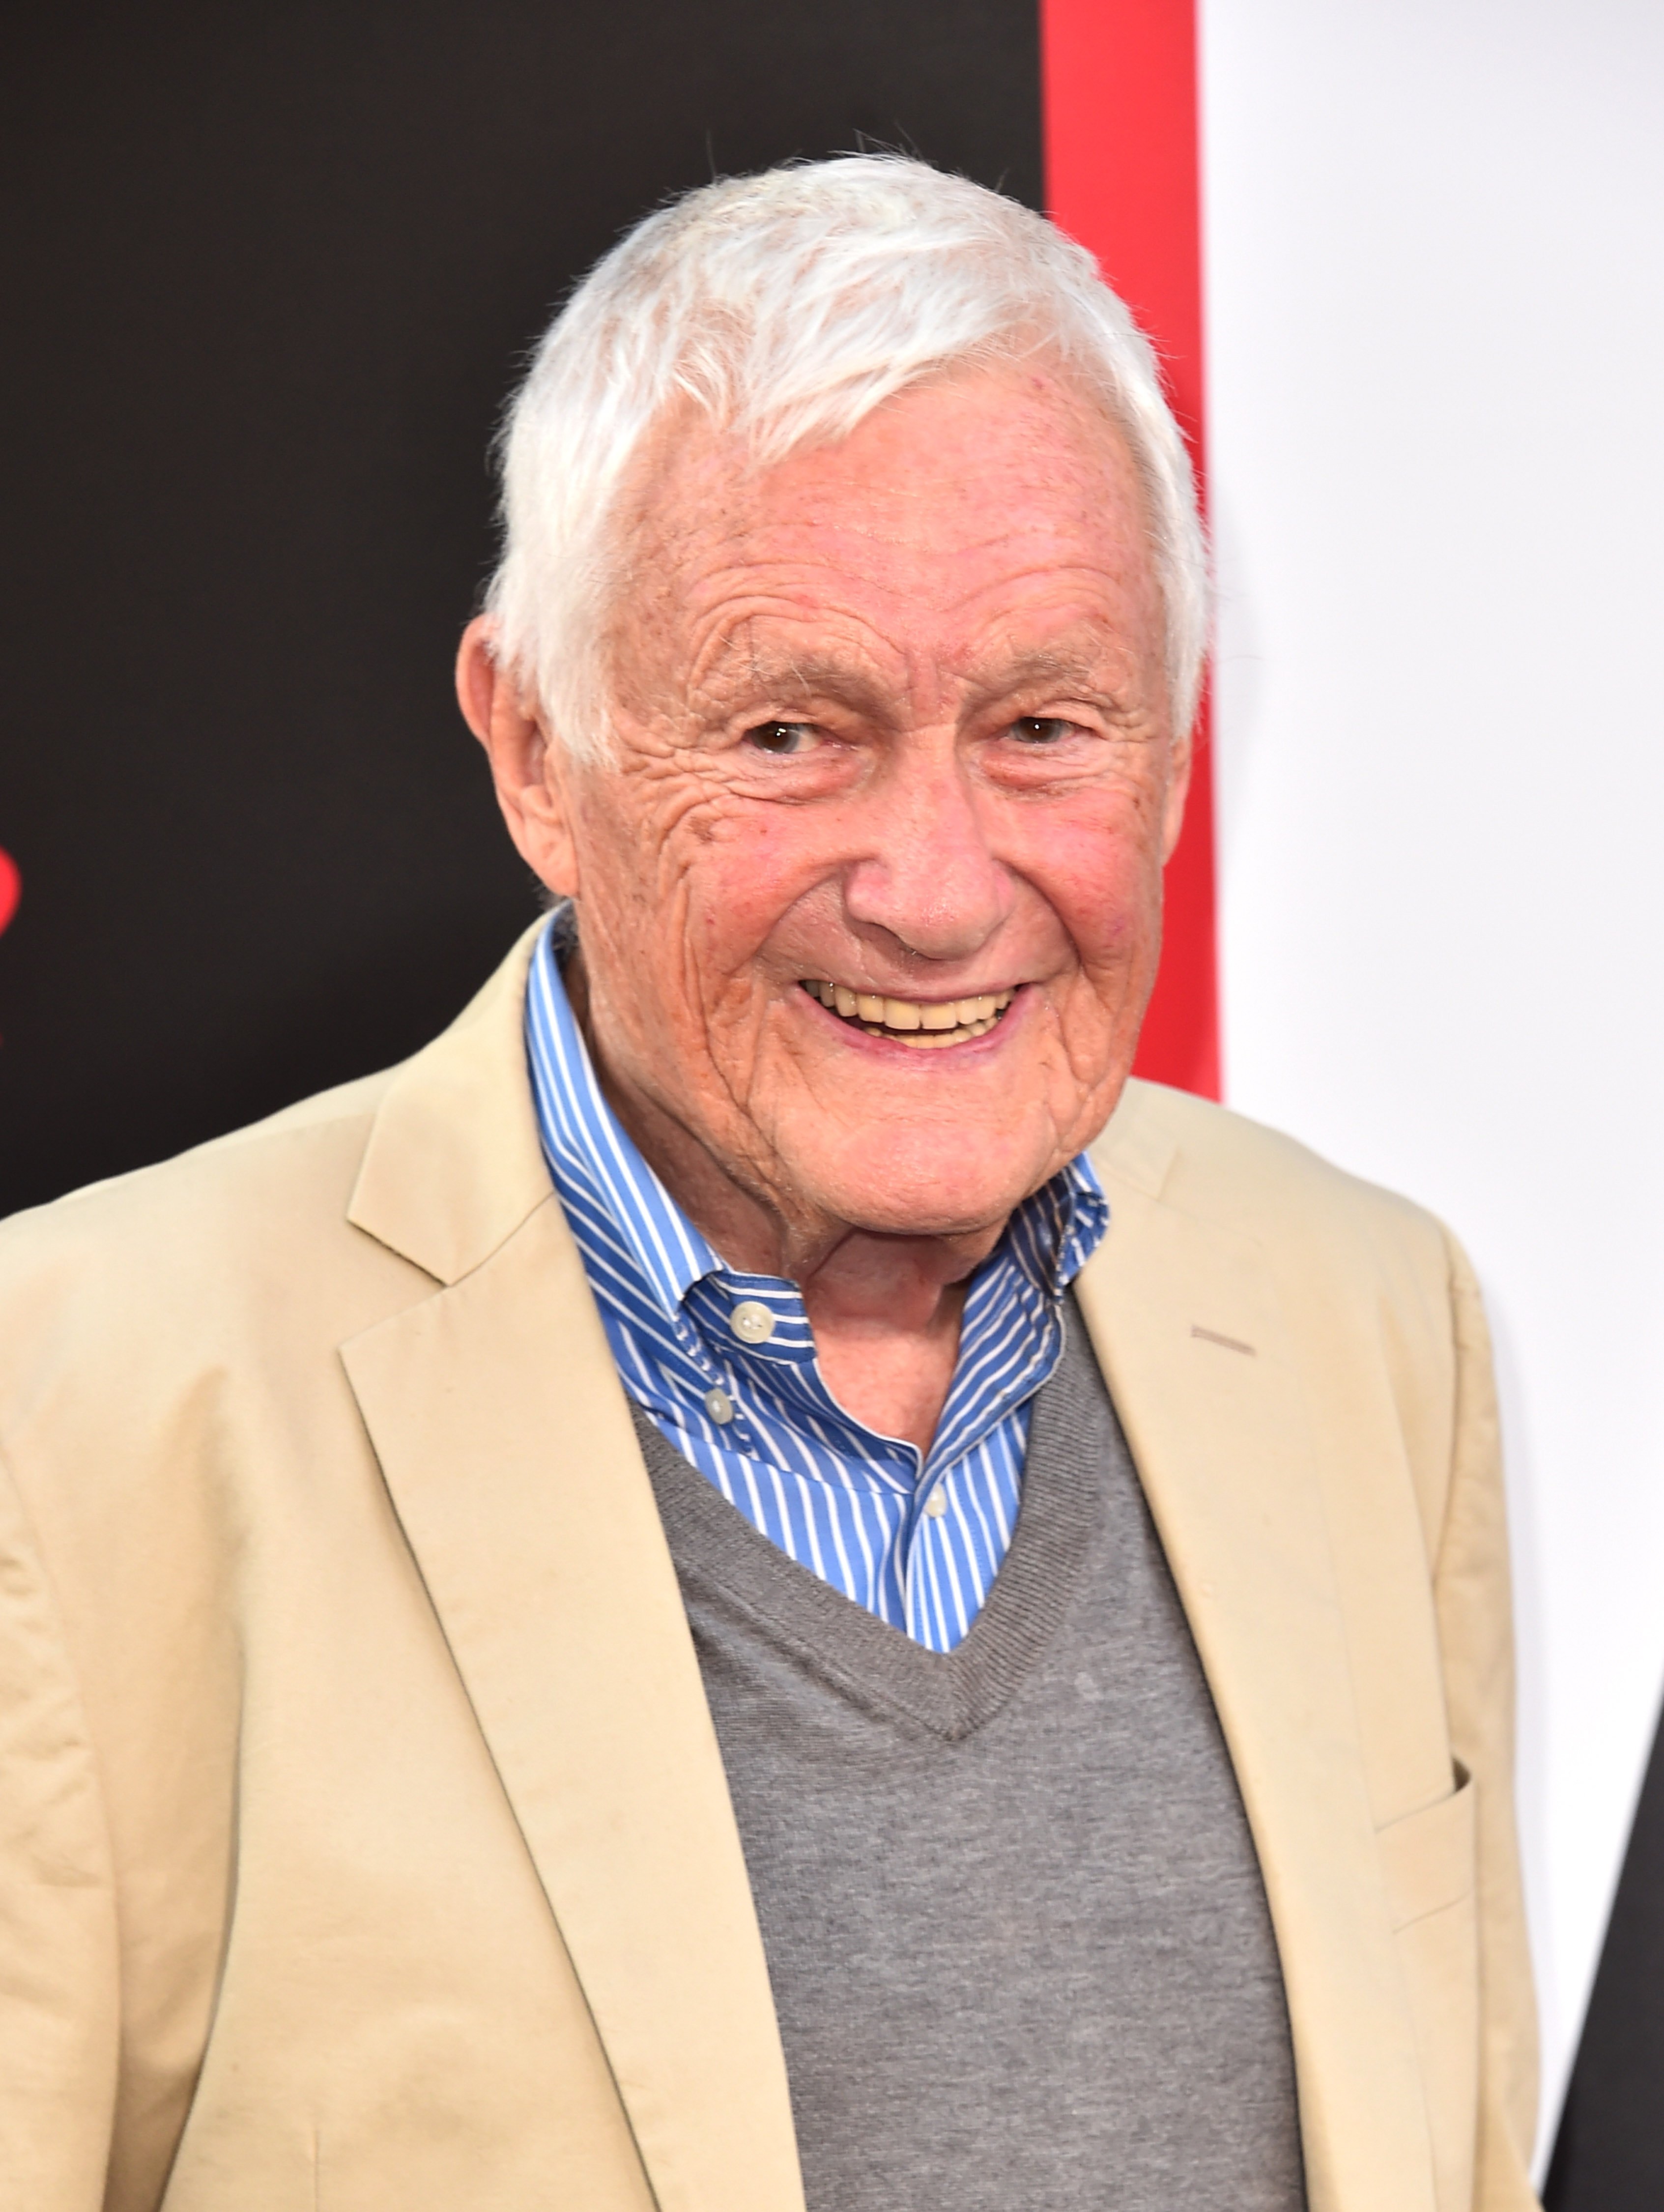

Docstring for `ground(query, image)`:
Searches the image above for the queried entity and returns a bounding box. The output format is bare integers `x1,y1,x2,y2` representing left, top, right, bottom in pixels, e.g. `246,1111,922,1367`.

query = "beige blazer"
0,925,1539,2212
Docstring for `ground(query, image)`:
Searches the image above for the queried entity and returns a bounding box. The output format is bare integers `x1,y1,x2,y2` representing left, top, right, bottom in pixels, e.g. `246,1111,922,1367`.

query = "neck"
567,949,1004,1453
791,1232,988,1456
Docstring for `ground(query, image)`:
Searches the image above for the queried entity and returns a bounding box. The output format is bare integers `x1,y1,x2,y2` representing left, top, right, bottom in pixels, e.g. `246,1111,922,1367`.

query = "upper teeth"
801,980,1015,1044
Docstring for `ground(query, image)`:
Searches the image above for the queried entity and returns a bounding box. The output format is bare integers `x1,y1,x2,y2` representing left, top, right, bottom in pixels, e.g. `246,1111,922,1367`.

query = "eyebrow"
694,642,899,719
966,644,1113,698
950,640,1131,723
691,632,1125,721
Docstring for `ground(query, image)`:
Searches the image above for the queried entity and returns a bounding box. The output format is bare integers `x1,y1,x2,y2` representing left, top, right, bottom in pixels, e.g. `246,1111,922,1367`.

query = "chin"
805,1135,1050,1243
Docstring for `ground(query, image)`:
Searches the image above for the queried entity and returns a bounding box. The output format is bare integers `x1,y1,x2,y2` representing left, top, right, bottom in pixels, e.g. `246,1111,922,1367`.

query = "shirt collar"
524,908,719,1316
524,909,1108,1325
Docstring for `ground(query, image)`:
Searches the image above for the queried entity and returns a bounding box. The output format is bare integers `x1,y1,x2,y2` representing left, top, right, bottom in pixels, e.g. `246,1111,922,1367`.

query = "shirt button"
923,1486,948,1518
729,1300,776,1345
703,1387,736,1426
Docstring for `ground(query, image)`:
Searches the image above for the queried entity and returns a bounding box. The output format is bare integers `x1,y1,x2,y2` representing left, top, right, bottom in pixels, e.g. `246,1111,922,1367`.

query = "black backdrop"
1549,1709,1664,2208
0,0,1040,1216
1,6,1657,2202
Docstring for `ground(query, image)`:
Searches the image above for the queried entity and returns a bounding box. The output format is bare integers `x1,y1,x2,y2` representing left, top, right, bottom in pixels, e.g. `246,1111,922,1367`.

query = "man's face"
519,365,1187,1260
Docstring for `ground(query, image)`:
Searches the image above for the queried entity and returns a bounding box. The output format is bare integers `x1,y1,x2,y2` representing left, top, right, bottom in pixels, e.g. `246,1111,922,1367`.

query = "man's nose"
840,752,1014,964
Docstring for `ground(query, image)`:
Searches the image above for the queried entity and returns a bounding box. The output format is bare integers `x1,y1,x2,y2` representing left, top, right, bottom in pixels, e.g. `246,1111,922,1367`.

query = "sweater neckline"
631,1297,1113,1743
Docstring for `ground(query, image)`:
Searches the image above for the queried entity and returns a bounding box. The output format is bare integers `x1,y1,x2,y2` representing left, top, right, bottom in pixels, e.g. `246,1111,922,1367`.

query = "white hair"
487,155,1207,760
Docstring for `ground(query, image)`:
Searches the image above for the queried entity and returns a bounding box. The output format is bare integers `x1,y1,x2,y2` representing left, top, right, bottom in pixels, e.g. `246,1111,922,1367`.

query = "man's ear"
1159,719,1195,867
456,615,580,899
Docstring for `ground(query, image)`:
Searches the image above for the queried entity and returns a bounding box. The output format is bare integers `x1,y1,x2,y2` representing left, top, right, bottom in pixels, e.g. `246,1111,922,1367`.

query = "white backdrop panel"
1200,0,1664,2171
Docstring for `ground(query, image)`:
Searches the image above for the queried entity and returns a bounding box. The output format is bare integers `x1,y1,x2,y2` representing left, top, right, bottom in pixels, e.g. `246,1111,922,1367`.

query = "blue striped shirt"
523,912,1108,1652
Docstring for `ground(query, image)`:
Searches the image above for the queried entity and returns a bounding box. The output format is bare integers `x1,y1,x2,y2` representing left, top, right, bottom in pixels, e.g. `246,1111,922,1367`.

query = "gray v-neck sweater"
632,1297,1307,2212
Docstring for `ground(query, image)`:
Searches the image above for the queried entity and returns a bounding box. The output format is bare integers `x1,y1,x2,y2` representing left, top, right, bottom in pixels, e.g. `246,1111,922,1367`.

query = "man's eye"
1010,716,1075,746
745,721,818,755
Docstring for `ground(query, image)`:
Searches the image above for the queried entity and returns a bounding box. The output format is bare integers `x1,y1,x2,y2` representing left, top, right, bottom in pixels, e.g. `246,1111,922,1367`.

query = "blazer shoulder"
0,923,551,1414
0,1063,438,1428
1095,1077,1453,1272
0,1065,393,1270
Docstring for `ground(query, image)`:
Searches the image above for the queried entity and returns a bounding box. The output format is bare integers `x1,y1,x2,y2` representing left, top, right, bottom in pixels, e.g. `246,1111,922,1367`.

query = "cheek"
570,761,753,949
678,810,838,974
1018,807,1167,973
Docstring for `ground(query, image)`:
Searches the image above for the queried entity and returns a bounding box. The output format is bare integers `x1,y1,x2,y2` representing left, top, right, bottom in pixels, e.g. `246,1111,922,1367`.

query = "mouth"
799,979,1017,1050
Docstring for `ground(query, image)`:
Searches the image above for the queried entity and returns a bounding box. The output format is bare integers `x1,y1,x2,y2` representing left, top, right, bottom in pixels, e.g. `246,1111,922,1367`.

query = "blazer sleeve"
0,1440,120,2208
1433,1231,1541,2210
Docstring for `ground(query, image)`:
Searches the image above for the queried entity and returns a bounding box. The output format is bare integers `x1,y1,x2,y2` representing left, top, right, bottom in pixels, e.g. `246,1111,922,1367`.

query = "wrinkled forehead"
602,362,1165,699
616,356,1148,549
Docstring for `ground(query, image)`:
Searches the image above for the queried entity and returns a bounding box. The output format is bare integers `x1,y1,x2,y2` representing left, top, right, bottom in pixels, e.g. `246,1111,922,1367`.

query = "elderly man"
0,160,1536,2211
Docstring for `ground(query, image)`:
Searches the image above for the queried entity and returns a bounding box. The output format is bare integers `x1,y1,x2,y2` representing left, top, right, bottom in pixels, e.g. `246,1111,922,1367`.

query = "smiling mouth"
799,980,1017,1049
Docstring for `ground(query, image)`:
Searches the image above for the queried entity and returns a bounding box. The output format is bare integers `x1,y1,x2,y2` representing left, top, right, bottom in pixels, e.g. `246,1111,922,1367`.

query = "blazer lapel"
339,930,803,2212
1078,1120,1437,2212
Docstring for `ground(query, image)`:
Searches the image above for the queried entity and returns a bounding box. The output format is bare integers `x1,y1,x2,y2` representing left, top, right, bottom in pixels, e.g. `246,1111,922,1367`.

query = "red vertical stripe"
1040,0,1220,1100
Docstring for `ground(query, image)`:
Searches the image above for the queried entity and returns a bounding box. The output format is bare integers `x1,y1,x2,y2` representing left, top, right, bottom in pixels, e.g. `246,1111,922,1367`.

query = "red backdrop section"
1040,0,1219,1099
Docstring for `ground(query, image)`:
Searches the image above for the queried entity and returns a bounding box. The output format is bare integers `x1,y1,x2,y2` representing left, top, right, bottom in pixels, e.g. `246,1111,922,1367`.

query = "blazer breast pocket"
1376,1767,1479,2212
